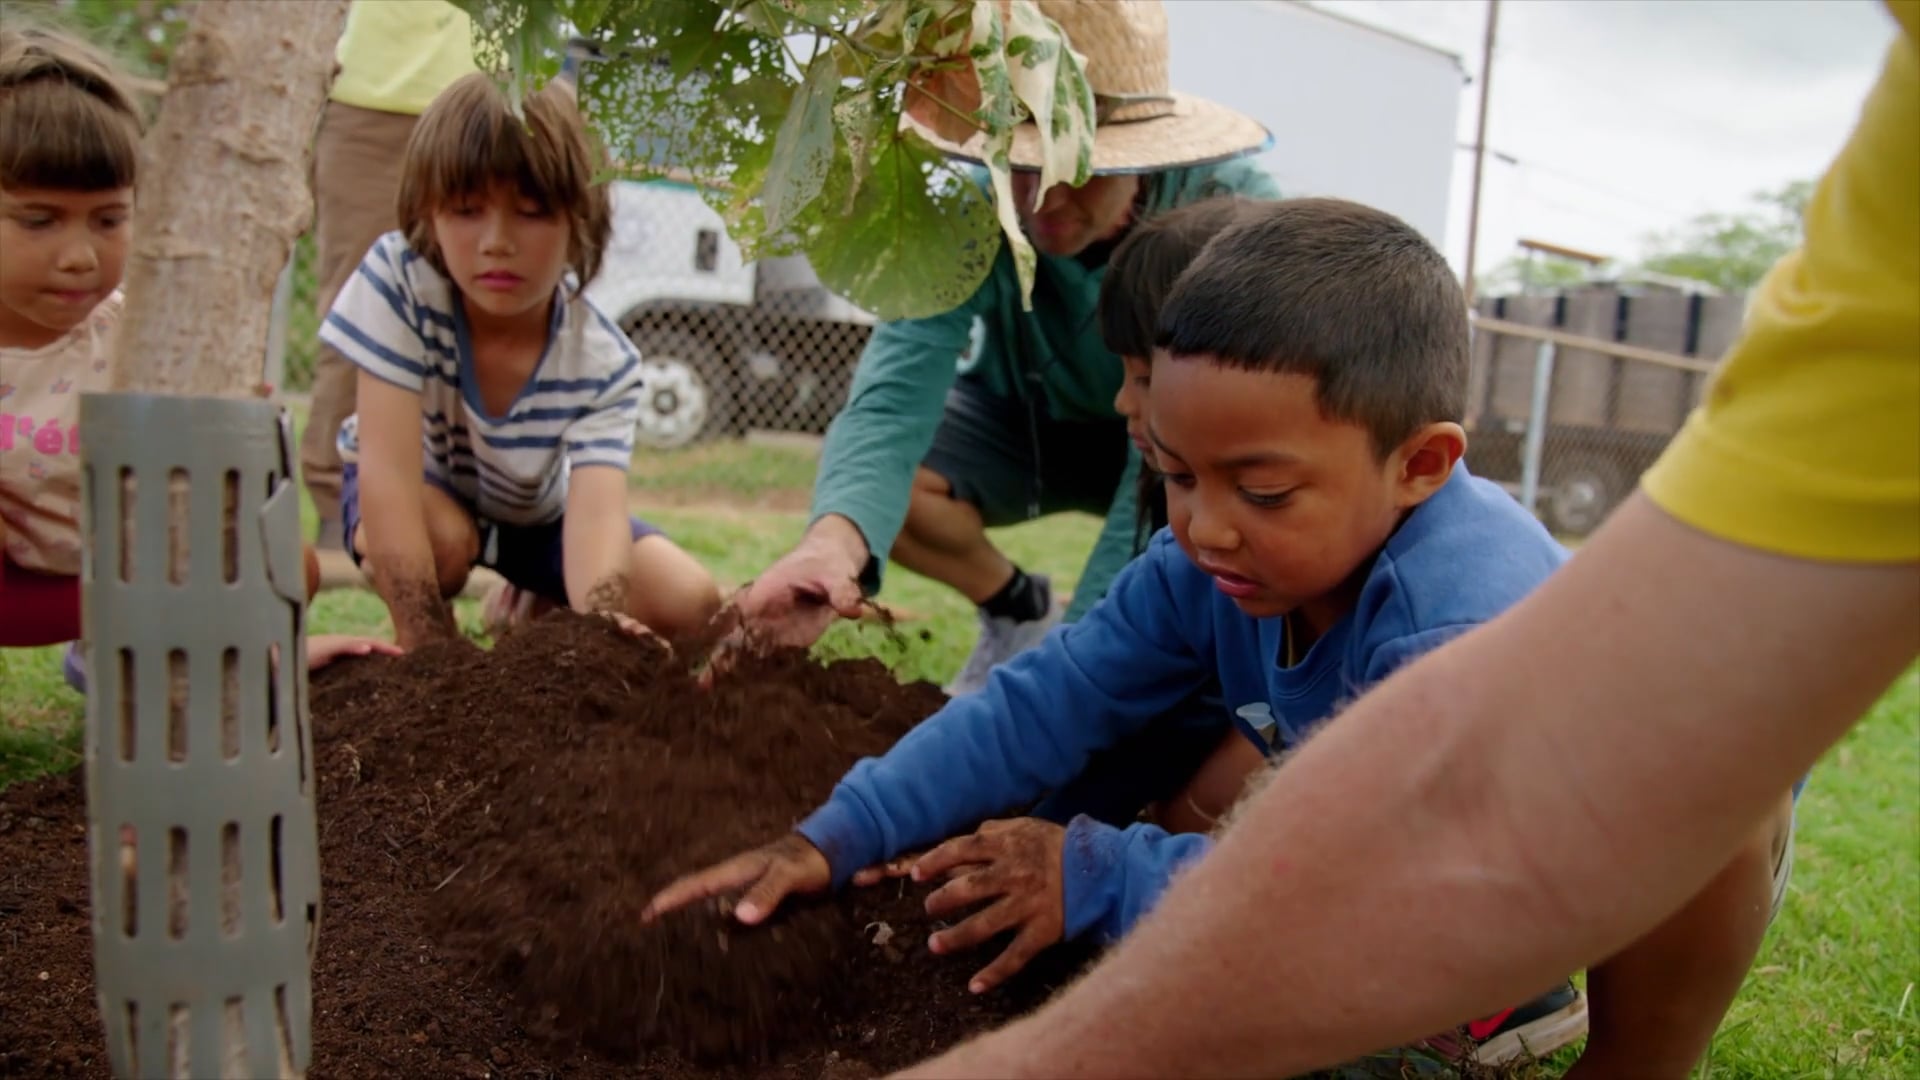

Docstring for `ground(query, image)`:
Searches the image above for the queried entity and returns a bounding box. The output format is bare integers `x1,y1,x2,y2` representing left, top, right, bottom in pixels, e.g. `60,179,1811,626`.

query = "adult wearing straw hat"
735,0,1279,696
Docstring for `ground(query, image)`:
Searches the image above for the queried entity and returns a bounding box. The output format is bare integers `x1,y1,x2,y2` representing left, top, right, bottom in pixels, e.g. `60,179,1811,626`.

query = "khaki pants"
302,101,421,530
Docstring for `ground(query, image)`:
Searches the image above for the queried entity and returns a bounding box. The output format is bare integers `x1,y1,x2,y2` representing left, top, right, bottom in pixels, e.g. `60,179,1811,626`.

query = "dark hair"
1099,196,1258,550
398,73,611,289
1099,196,1256,359
0,22,142,193
1157,197,1468,457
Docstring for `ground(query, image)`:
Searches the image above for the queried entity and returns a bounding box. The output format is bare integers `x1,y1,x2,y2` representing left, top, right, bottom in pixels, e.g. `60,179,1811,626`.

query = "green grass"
627,439,825,505
4,424,1914,1079
1701,667,1920,1078
0,645,84,788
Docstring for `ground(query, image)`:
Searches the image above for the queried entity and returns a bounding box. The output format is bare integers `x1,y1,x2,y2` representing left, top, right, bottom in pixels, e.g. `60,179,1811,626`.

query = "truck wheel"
1542,452,1627,538
627,329,738,450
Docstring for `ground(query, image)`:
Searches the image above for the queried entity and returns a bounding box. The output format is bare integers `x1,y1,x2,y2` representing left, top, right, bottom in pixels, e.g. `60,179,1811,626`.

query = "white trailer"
584,3,1466,448
1164,0,1465,249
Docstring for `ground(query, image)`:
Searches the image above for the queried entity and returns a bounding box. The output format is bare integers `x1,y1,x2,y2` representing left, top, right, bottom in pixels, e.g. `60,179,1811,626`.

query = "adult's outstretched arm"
898,494,1920,1078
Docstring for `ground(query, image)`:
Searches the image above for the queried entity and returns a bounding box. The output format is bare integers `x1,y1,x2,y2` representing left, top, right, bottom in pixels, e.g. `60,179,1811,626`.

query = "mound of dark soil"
0,612,1088,1079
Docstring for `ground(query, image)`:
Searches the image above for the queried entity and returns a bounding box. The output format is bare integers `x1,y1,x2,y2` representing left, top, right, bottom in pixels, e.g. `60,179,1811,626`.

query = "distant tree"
10,0,190,81
1474,252,1599,299
1635,179,1813,292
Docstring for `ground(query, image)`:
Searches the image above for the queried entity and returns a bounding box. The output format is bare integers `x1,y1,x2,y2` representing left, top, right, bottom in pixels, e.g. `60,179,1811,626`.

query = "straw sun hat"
905,0,1272,175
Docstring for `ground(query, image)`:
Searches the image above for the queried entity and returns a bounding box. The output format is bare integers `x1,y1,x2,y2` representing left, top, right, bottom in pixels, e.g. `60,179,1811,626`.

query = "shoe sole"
1474,988,1590,1066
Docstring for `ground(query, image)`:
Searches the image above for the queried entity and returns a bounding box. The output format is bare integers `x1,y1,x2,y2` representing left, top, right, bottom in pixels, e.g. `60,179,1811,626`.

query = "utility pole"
1462,0,1500,308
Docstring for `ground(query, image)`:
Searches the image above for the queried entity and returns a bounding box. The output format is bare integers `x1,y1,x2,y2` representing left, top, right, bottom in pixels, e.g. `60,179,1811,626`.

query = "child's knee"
625,535,720,637
430,556,472,599
424,521,478,599
659,569,723,637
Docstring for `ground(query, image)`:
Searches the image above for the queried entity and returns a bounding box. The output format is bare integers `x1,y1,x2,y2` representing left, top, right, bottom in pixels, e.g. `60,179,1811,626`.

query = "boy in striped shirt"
322,73,719,649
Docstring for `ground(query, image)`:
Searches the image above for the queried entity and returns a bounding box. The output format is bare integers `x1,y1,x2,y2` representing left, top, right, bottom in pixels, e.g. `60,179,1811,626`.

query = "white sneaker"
943,575,1063,697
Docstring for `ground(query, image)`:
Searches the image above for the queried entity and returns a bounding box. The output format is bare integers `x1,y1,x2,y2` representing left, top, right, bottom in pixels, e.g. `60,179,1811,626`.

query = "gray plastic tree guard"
79,393,319,1080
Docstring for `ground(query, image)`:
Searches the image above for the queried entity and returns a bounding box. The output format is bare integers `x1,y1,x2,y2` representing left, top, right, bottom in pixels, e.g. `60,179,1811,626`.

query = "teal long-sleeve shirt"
809,159,1281,614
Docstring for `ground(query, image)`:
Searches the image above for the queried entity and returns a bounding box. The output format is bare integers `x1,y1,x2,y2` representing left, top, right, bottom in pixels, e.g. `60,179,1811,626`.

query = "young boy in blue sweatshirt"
651,198,1587,1064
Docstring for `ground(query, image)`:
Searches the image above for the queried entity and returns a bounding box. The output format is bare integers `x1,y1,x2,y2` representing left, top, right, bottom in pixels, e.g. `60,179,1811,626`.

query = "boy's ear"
1392,421,1466,508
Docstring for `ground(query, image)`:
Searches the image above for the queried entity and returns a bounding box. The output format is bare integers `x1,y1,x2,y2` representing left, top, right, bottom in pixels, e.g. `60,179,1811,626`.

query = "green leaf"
564,0,616,31
1003,0,1093,194
965,2,1038,305
467,0,1098,313
737,0,789,38
775,0,872,30
930,8,971,54
650,1,748,82
804,131,999,321
458,0,569,113
719,73,795,123
832,86,879,213
858,2,912,55
761,51,842,232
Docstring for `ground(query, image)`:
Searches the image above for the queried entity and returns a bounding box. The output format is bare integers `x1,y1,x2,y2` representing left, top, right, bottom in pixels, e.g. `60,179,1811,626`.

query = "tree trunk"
109,0,347,396
91,5,345,1078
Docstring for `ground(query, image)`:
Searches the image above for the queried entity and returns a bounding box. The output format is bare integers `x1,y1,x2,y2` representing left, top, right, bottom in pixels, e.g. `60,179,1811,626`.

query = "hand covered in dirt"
849,850,925,888
595,610,676,652
911,818,1067,995
266,635,403,674
730,523,868,650
643,834,831,925
306,634,404,671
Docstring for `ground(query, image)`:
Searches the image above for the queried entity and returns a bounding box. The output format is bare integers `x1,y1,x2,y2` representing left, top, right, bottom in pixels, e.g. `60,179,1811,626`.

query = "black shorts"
920,377,1130,525
341,463,663,606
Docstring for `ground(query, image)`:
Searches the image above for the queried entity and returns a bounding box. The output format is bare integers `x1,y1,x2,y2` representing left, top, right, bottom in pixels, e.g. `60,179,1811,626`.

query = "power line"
1455,142,1698,221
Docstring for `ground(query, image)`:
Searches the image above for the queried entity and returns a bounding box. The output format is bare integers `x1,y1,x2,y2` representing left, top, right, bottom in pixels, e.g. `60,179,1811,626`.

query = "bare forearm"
564,470,639,615
354,378,452,648
362,485,454,649
904,496,1920,1078
564,509,631,614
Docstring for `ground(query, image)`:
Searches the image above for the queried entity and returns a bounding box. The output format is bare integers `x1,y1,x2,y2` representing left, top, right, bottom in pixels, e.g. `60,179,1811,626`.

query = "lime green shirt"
330,0,478,116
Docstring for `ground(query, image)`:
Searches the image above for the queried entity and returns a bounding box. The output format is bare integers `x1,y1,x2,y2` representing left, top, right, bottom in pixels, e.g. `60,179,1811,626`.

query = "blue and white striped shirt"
322,231,642,527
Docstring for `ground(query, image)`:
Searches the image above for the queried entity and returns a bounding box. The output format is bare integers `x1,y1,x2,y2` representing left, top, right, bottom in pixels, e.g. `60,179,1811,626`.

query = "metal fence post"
1518,338,1556,516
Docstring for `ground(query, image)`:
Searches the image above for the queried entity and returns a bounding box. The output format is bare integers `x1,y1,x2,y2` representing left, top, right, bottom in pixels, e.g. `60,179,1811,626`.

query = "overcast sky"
1302,0,1899,275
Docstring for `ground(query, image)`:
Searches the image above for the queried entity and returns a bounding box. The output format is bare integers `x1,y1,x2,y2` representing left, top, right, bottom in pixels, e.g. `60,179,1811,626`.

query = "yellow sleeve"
1642,2,1920,564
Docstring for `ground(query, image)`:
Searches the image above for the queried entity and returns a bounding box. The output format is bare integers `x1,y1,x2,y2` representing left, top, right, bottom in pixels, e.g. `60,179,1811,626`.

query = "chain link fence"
581,181,878,450
276,190,1750,543
1465,283,1749,538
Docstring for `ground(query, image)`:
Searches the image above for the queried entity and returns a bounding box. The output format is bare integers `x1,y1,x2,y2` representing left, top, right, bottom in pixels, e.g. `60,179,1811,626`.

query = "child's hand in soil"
644,834,831,925
266,636,403,673
594,610,673,653
910,818,1066,995
849,850,926,887
307,635,404,670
